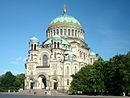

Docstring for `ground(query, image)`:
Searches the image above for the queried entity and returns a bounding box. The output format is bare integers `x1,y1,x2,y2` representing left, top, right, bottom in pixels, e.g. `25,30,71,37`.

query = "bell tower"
29,37,39,51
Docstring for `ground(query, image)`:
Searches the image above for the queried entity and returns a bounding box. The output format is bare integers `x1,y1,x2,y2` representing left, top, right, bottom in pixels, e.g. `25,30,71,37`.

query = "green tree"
0,71,16,91
14,73,25,90
0,72,25,92
69,52,130,95
92,61,107,93
69,61,107,94
0,71,15,87
104,54,130,95
127,51,130,56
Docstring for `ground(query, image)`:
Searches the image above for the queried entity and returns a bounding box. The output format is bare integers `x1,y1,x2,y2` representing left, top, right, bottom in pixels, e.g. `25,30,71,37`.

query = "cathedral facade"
25,8,99,92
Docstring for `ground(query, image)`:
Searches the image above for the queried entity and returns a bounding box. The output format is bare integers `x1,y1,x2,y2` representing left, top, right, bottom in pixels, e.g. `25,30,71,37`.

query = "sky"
0,0,130,75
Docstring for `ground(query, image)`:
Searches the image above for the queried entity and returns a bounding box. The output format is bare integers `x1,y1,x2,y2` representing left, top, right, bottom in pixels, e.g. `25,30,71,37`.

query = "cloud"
10,56,26,65
16,57,22,61
10,61,19,65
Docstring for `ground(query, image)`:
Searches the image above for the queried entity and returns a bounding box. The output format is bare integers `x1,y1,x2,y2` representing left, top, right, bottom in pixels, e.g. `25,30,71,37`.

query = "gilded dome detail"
48,15,82,28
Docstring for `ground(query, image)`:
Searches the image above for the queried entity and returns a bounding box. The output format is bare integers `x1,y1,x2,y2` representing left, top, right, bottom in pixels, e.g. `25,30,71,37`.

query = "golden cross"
64,4,67,9
63,4,67,14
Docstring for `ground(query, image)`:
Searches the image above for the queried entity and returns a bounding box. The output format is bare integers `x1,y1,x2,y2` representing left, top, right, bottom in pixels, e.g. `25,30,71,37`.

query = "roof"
44,39,52,45
30,37,38,43
43,35,69,45
48,14,82,28
90,51,96,56
64,51,74,56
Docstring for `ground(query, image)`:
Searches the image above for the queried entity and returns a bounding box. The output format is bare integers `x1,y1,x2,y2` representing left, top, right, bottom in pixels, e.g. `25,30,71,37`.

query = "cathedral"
25,6,99,92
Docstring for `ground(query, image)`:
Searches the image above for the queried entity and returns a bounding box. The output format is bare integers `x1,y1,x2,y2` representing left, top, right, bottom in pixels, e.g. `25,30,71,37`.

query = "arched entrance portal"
53,79,58,90
30,82,34,89
42,76,47,89
38,75,47,89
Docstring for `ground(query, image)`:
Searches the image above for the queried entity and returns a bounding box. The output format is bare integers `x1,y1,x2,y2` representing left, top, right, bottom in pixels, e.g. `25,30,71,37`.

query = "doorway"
30,82,34,89
54,82,58,89
42,76,47,89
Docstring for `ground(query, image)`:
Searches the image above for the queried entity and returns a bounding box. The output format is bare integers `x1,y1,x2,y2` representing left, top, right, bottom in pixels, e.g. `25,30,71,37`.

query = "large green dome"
48,14,82,28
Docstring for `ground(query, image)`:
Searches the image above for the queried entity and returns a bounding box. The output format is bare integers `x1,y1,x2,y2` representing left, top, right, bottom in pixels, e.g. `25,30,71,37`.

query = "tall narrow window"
60,29,62,35
64,29,66,35
34,44,36,50
31,44,33,50
43,55,48,66
67,79,69,85
54,42,56,48
54,30,55,35
57,29,59,35
67,66,69,75
57,42,59,48
75,66,77,73
68,29,70,36
51,31,52,37
80,51,82,57
84,53,85,60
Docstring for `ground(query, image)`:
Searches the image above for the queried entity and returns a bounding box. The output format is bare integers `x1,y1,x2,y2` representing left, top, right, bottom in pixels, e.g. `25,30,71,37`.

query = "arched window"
57,29,59,35
54,42,56,48
34,44,36,50
67,79,69,85
57,42,59,48
75,66,77,73
51,31,52,37
68,29,70,36
54,30,55,35
31,44,33,50
84,53,85,60
80,51,82,57
67,66,69,75
43,55,48,66
60,29,63,35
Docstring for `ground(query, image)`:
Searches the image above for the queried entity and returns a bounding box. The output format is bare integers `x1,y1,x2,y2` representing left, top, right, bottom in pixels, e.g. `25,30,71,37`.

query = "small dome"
30,37,38,43
52,35,61,39
61,39,69,45
49,14,82,28
90,51,96,56
43,35,69,45
64,51,74,56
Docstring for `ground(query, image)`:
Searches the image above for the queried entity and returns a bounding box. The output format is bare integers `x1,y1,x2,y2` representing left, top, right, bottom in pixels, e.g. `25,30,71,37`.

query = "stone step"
18,89,67,96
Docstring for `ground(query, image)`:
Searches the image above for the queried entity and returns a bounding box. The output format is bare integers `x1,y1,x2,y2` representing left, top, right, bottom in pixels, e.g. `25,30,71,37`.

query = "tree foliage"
0,72,25,92
105,54,130,95
69,52,130,96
